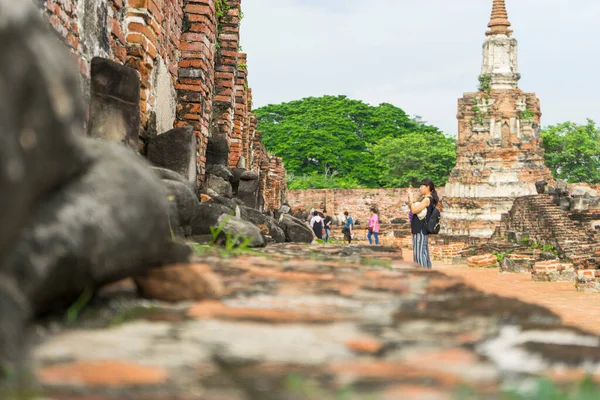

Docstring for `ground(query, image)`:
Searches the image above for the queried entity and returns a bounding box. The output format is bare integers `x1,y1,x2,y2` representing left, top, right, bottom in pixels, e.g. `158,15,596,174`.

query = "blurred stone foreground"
1,1,600,400
22,244,600,399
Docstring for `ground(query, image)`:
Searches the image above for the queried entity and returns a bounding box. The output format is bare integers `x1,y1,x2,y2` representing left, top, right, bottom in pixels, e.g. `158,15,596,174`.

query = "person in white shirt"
309,210,324,240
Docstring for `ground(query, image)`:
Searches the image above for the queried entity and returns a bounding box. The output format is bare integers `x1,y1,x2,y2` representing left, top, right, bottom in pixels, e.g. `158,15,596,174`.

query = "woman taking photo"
408,179,439,268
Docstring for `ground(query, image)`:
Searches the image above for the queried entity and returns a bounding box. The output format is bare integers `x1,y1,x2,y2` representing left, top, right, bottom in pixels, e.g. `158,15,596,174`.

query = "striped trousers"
413,232,432,268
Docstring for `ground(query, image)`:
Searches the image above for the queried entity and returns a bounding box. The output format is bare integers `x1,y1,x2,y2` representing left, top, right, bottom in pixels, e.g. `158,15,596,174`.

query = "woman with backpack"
408,179,439,268
309,210,324,240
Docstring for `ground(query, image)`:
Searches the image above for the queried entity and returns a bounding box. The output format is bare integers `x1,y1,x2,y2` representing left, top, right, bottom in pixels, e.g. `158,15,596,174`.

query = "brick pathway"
421,253,600,335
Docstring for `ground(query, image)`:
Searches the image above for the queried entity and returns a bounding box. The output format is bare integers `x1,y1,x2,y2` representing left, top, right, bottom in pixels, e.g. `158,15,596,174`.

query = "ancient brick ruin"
288,2,557,241
287,1,600,286
37,0,596,272
5,2,600,398
496,195,599,269
38,0,286,210
442,0,553,238
492,185,600,289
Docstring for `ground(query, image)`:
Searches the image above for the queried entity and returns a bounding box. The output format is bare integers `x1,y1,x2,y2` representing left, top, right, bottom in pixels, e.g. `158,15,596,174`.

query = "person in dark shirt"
323,210,333,242
408,178,439,268
342,211,354,244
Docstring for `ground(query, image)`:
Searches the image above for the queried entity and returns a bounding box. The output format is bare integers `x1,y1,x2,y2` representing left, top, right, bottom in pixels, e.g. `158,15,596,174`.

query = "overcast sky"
240,0,600,136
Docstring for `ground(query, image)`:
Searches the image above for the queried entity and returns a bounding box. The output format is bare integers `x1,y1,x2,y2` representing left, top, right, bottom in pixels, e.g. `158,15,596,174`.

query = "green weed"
519,237,532,246
493,249,514,262
284,373,376,400
109,306,163,327
453,376,599,400
360,257,392,269
190,215,258,258
65,286,94,325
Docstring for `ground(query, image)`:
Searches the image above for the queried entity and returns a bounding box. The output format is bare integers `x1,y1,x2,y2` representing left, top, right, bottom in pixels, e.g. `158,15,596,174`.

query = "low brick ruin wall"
288,188,446,225
38,0,286,210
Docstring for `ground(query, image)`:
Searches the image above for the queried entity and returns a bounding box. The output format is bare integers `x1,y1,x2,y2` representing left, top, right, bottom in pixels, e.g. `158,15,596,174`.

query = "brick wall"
288,188,446,225
42,0,127,78
42,0,185,145
38,0,285,209
568,210,600,244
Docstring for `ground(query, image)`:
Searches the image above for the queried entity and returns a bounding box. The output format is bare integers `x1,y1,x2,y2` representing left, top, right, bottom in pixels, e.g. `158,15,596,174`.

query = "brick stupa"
442,0,553,238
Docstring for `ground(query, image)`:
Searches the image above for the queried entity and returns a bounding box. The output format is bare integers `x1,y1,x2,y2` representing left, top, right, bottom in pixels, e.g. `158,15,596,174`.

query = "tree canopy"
255,95,456,189
371,132,456,188
541,119,600,184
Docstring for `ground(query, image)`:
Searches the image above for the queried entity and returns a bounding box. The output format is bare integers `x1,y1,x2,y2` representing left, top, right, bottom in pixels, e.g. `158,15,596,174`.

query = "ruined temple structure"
37,0,286,210
442,0,553,237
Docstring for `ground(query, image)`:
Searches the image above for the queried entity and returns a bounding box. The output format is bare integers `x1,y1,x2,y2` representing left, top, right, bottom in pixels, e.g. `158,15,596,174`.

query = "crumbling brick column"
245,110,257,168
229,52,248,169
175,0,219,187
206,0,240,169
265,156,286,210
251,130,264,171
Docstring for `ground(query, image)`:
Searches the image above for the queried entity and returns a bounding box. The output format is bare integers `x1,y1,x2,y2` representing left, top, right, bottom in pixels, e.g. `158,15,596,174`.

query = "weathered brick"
37,0,286,209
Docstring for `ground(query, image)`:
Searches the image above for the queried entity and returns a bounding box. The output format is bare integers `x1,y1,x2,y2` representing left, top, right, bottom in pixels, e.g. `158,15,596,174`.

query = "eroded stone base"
442,197,516,238
576,270,600,293
499,254,536,273
532,261,576,282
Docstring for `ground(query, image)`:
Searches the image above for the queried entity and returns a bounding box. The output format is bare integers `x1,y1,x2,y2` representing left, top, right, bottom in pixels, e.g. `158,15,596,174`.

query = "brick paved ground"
405,249,600,335
438,262,600,335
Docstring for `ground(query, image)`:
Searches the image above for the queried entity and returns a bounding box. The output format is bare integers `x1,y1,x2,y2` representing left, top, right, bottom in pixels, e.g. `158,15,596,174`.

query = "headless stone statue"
0,0,189,385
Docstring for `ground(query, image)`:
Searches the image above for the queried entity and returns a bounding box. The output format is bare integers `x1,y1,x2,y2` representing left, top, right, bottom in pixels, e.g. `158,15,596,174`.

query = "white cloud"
241,0,600,135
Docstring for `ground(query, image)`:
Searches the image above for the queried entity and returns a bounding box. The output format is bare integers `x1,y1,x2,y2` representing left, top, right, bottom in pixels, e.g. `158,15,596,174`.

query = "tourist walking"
309,210,324,240
323,210,333,242
367,207,380,245
342,211,354,244
408,179,439,268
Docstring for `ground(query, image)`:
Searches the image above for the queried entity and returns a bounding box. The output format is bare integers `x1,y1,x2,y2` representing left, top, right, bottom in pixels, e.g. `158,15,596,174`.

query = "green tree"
371,132,456,187
541,119,600,183
255,95,452,188
286,172,362,190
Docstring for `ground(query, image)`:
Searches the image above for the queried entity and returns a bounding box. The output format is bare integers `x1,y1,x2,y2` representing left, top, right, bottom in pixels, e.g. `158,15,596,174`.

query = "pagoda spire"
486,0,512,36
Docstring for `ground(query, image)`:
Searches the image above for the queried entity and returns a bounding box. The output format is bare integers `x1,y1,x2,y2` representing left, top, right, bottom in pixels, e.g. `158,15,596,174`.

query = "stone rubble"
532,260,576,282
467,254,499,269
18,243,600,400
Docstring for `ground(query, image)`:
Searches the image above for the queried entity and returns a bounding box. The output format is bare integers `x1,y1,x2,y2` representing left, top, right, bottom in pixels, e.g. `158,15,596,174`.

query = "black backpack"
314,219,323,231
425,198,441,235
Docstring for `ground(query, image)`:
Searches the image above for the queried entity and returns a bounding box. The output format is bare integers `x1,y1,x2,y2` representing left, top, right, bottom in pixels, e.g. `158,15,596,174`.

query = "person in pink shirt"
367,207,380,245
